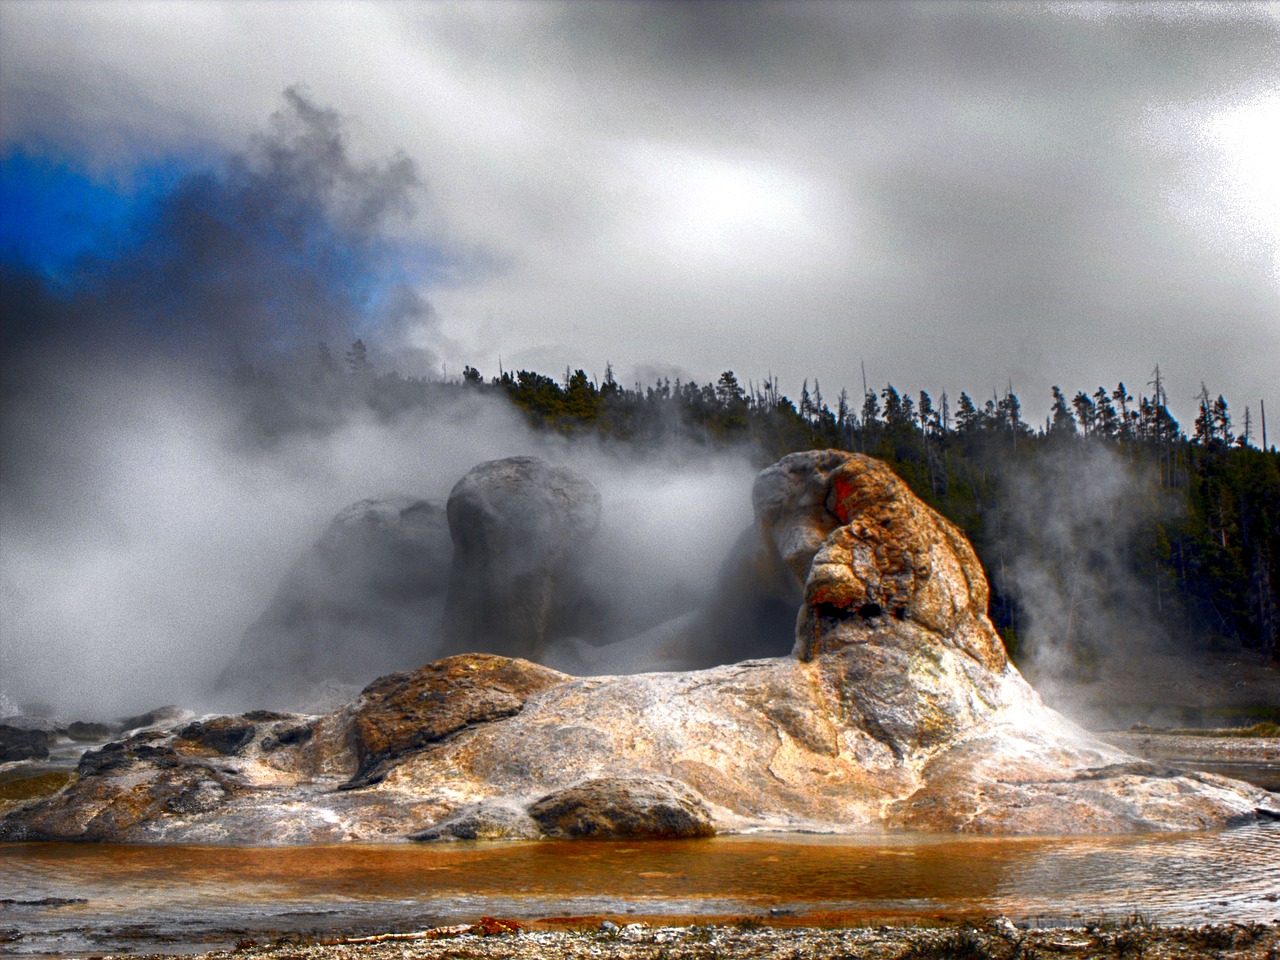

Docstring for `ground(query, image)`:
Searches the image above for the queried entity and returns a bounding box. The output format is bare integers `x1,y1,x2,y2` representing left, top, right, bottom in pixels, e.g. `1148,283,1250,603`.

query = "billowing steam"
1,86,435,367
991,441,1177,718
0,362,756,717
0,90,759,719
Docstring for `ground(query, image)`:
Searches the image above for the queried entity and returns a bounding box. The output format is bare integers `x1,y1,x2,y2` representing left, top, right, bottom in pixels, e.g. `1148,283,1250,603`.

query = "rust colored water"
2,826,1279,956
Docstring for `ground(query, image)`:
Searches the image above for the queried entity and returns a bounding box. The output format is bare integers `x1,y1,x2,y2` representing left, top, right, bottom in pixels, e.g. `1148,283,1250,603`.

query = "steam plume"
992,440,1176,719
0,91,760,718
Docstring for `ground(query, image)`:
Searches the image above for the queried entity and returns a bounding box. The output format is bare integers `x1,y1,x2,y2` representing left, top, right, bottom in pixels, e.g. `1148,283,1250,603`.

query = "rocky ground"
78,919,1280,960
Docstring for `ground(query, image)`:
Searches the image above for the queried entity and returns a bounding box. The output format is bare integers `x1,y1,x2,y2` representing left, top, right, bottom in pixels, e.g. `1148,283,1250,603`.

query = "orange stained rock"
470,916,524,936
772,450,1006,671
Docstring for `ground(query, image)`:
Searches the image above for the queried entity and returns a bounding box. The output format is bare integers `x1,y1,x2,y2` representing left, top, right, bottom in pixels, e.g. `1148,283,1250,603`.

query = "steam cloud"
991,441,1176,718
2,86,434,367
0,90,759,719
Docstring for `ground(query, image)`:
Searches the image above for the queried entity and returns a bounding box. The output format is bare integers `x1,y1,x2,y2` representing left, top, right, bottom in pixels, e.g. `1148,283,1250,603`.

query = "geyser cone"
2,451,1273,844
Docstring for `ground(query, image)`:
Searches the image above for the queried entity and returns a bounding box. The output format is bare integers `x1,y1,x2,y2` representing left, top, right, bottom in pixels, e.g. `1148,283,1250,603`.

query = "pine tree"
955,392,979,434
997,389,1025,436
918,391,935,436
1072,391,1097,436
601,361,620,396
1050,386,1076,436
882,384,907,429
1194,383,1214,446
1111,382,1134,439
1212,394,1233,446
861,389,881,428
1093,386,1119,438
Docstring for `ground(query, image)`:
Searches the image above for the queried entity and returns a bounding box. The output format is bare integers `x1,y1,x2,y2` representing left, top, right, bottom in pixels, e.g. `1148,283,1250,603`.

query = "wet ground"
2,822,1279,957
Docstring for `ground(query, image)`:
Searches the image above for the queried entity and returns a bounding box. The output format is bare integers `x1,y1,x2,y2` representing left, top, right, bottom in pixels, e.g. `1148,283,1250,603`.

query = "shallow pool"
2,822,1278,957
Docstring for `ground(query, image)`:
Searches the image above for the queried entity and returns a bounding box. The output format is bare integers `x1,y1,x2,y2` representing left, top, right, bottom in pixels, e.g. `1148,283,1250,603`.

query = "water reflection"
2,825,1278,956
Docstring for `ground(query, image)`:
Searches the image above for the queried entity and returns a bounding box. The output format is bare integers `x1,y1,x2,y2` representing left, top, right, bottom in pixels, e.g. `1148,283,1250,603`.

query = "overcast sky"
2,0,1277,426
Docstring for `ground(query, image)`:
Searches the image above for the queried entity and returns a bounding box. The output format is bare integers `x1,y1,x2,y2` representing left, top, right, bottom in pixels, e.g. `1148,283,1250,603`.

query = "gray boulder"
438,457,601,662
411,801,540,841
216,497,452,708
66,721,119,742
117,705,193,732
0,722,50,763
529,777,717,839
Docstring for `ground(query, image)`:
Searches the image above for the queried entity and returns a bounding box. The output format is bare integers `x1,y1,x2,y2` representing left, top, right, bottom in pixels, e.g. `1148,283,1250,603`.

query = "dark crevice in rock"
177,719,258,756
261,722,313,752
814,602,854,621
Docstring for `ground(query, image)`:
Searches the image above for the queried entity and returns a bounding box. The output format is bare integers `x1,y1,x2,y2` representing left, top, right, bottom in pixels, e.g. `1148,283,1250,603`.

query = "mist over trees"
229,346,1279,669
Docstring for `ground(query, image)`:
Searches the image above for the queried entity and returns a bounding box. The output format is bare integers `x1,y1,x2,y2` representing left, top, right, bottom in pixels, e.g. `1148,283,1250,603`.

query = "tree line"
232,346,1280,665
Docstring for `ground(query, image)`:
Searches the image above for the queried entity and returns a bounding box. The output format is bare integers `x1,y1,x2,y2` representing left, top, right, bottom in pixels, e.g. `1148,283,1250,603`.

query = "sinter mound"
2,451,1272,843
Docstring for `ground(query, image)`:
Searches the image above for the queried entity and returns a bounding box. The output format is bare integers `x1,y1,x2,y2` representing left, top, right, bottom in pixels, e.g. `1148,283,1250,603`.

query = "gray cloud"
2,85,434,371
1,1,1277,422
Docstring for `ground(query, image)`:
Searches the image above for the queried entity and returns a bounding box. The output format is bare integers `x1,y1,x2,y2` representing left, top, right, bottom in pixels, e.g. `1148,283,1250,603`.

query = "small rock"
411,802,540,842
177,717,258,756
470,917,522,936
0,716,62,735
599,920,620,935
989,916,1018,937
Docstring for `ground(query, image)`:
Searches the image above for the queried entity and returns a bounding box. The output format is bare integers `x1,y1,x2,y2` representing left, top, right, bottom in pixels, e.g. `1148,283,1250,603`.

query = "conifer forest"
234,346,1280,667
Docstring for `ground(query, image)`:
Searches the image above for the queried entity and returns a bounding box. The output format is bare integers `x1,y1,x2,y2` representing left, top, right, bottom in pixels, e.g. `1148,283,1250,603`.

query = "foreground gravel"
104,919,1280,960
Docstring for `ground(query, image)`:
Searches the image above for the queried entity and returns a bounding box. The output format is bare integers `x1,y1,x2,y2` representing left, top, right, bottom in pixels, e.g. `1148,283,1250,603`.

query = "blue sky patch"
0,149,192,282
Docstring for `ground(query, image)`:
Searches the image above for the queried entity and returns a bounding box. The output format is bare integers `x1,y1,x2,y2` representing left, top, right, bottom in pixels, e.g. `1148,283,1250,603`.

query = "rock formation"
0,719,51,763
438,457,602,662
216,497,452,708
3,451,1273,843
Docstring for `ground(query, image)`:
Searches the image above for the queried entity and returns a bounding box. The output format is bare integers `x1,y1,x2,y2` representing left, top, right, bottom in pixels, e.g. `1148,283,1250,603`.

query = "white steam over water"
992,440,1177,716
